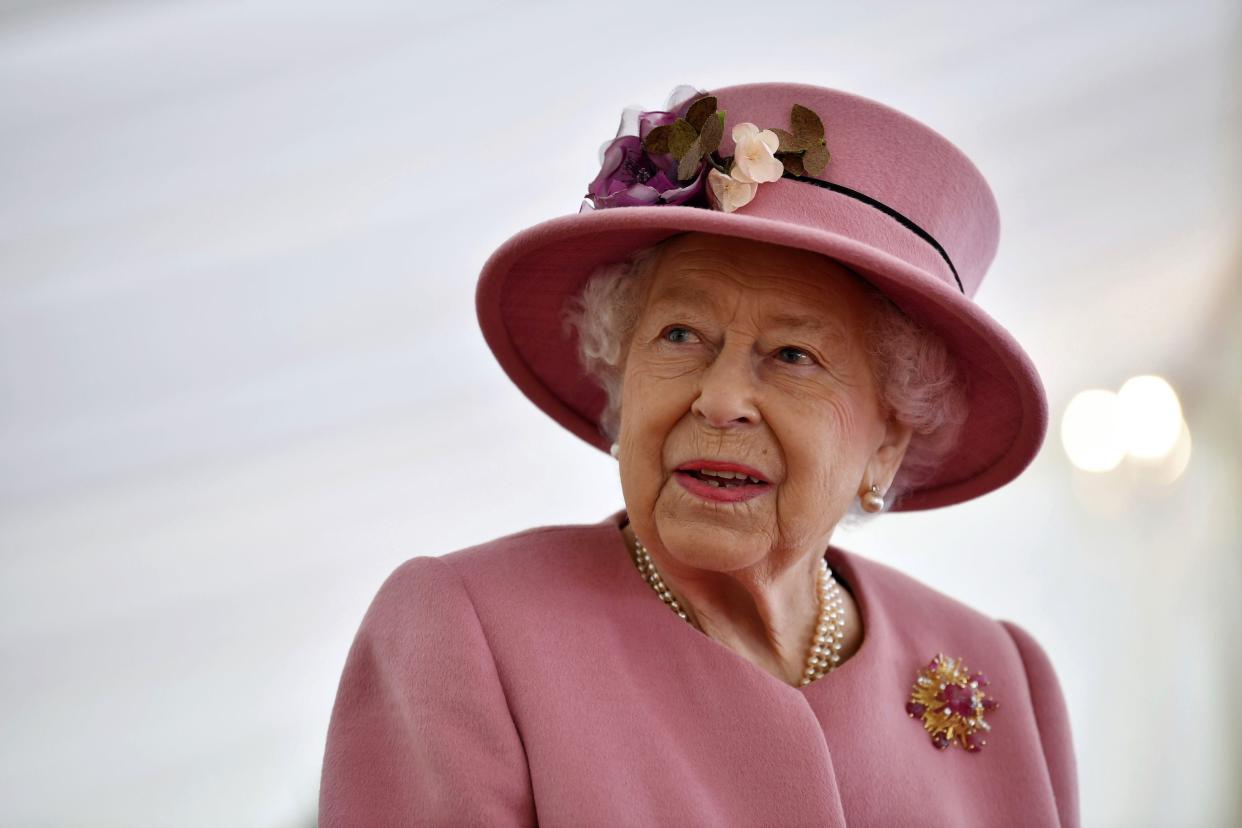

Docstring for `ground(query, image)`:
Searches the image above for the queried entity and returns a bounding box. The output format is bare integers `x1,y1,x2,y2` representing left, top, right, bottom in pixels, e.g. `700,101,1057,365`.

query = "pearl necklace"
628,532,848,686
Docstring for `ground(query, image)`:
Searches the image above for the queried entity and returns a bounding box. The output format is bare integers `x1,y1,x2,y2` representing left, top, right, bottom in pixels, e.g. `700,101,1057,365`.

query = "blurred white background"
1,1,1239,825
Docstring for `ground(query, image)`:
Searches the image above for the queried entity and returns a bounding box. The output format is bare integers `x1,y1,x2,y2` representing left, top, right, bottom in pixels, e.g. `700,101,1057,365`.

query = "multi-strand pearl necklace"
628,532,848,686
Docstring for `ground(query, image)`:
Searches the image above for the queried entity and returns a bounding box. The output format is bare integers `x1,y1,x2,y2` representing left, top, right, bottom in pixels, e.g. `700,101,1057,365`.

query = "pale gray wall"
1,1,1239,825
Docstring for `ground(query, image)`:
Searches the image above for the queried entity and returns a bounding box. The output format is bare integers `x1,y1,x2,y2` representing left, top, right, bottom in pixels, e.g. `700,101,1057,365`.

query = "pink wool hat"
475,81,1048,511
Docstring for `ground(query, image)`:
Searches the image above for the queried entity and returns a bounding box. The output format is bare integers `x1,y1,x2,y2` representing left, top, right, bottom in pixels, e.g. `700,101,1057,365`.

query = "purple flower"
582,107,708,211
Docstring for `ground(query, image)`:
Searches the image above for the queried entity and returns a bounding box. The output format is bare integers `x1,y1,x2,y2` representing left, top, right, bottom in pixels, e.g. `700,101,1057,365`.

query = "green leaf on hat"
779,153,807,176
643,125,672,155
677,136,704,181
771,127,802,152
802,141,830,176
684,96,717,132
667,119,699,159
698,111,724,156
790,103,824,145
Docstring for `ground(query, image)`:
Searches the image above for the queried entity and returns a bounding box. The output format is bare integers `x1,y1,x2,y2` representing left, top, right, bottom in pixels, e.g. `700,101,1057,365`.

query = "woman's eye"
778,346,814,365
662,325,699,344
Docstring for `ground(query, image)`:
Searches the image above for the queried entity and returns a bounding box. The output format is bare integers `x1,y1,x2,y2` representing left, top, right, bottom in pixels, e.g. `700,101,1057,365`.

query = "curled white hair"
859,290,968,510
560,237,968,512
559,243,664,439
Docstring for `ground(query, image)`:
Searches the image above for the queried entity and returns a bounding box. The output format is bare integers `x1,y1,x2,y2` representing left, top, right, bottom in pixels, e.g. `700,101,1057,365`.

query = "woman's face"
617,232,909,572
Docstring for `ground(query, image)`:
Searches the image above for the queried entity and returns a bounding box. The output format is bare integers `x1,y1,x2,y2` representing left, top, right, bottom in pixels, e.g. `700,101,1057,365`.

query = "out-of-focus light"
1157,418,1192,484
1061,389,1126,472
1131,415,1193,484
1117,375,1183,460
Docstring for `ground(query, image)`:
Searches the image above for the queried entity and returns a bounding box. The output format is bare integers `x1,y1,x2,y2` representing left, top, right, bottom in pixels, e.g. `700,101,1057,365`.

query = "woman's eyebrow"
765,312,838,335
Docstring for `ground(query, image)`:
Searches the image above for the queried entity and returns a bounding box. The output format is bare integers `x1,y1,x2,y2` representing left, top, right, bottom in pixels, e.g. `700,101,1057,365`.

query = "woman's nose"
690,344,761,429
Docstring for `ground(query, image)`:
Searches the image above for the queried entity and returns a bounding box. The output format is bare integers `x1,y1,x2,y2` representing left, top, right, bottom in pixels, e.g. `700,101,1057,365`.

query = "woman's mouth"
674,469,771,503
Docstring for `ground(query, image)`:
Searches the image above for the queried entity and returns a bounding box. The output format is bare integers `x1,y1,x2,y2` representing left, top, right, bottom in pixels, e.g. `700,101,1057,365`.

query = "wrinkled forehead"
645,235,875,333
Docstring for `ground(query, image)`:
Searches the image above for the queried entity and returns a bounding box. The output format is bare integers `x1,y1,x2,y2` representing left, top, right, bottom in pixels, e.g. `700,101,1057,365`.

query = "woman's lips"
676,459,769,483
674,470,772,503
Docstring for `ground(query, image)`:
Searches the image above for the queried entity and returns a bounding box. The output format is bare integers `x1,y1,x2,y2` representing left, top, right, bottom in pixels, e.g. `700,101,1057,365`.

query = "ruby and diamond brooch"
906,653,998,753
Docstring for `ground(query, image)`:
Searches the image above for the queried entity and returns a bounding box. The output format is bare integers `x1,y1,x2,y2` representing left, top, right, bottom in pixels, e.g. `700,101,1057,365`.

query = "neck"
621,522,827,687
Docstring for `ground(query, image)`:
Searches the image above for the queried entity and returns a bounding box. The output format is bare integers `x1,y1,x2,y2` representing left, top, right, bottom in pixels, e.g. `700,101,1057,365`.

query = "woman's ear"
862,414,914,494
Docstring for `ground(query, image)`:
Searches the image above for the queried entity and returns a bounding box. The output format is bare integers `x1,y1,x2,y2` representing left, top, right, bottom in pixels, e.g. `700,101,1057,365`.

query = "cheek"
617,356,697,499
777,391,874,493
620,357,692,439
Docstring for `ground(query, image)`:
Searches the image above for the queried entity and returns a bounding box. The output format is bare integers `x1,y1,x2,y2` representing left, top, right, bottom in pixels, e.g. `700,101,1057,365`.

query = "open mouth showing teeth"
678,469,768,488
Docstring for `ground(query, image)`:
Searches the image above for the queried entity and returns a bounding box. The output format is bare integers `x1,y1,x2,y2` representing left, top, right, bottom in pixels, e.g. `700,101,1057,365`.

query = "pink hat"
475,81,1048,511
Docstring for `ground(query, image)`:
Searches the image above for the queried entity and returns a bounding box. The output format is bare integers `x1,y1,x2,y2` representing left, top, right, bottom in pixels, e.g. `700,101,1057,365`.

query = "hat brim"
476,203,1047,511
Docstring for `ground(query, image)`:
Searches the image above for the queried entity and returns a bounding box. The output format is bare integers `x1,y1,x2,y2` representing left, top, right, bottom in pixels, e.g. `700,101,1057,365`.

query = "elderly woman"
319,82,1078,826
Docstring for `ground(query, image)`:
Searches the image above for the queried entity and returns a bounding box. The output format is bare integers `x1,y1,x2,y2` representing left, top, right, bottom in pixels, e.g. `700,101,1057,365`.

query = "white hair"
559,235,968,512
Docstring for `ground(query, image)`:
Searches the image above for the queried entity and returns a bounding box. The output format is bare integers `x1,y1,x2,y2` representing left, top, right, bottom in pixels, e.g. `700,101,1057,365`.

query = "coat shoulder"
406,514,625,610
832,545,1001,631
435,516,618,576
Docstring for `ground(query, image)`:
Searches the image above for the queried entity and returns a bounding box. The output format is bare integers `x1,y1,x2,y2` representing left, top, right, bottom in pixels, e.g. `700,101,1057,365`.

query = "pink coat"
319,509,1079,826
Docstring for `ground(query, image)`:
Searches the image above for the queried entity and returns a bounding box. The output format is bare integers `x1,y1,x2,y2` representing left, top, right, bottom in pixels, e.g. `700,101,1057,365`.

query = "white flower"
729,122,784,184
707,167,758,213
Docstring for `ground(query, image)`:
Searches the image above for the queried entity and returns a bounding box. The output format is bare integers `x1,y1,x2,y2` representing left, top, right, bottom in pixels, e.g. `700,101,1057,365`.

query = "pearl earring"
861,484,885,513
610,442,620,459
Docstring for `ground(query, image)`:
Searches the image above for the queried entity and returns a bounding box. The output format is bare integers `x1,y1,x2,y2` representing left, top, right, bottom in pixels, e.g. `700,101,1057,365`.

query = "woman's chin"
660,528,769,572
653,498,772,569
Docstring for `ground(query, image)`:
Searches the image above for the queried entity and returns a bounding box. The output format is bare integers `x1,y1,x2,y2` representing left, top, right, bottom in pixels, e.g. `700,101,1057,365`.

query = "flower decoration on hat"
582,85,831,214
905,653,999,753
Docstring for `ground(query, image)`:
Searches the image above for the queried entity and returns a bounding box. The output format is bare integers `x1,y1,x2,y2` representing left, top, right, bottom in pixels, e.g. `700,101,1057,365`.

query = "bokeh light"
1144,417,1193,485
1061,389,1127,472
1117,375,1184,460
